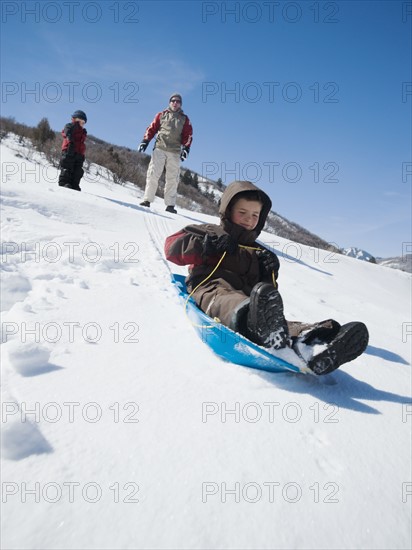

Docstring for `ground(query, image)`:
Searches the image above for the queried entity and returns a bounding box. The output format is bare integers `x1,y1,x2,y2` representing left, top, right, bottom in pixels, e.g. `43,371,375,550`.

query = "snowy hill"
1,135,411,550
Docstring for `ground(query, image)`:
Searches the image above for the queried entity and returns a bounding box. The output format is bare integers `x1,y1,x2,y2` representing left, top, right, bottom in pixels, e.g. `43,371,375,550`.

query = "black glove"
180,146,190,162
63,123,74,141
258,249,280,279
202,233,237,256
138,140,149,153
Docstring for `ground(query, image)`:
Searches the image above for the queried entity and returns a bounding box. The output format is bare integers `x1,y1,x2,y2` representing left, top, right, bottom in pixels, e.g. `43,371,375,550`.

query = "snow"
1,134,411,550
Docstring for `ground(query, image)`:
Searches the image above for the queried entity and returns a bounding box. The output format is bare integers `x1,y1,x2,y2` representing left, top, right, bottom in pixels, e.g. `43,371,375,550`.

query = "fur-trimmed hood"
218,180,272,240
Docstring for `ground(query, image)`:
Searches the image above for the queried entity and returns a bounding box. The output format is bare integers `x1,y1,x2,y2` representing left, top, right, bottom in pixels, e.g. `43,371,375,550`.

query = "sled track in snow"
143,212,181,278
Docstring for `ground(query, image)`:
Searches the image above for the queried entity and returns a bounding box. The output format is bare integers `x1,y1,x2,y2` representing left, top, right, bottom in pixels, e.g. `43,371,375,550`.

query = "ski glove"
180,146,190,162
138,140,149,153
203,233,238,256
257,249,280,279
63,123,74,141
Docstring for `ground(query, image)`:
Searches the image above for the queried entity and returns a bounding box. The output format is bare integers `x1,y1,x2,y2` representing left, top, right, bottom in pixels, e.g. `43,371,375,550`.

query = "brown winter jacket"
164,181,276,300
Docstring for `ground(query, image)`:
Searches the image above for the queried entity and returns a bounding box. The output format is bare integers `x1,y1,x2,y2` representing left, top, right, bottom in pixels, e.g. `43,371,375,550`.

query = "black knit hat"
72,110,87,122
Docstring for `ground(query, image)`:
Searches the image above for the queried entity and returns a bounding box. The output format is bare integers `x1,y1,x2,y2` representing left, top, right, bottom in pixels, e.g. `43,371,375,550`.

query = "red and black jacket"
61,122,87,155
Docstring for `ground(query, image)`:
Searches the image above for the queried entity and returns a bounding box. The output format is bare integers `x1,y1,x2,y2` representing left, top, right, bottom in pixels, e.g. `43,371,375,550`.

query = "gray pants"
143,148,180,206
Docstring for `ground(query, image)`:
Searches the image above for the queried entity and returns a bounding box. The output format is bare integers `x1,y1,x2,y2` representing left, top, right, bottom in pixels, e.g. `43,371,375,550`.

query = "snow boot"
165,205,177,214
229,298,250,336
308,321,369,375
247,282,289,349
300,319,341,345
140,201,150,207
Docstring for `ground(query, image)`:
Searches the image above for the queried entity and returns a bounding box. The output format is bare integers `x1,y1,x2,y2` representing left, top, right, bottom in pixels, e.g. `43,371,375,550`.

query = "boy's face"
72,117,86,126
230,198,262,231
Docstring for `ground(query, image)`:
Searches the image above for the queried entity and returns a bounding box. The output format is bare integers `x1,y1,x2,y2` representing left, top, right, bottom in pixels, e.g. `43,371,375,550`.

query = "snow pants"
193,278,248,327
143,148,180,207
192,278,339,340
58,152,84,191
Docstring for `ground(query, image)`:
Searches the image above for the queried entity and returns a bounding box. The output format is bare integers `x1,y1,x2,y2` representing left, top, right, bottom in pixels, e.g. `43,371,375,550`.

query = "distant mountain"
342,247,376,263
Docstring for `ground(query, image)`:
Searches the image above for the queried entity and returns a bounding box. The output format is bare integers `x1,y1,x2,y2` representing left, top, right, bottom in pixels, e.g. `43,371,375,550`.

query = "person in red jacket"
138,93,193,213
165,180,369,375
58,110,87,191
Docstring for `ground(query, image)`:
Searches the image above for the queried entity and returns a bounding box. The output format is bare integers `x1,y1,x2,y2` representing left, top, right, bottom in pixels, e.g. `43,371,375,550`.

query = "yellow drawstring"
184,251,227,328
239,244,261,251
272,270,278,289
184,244,277,327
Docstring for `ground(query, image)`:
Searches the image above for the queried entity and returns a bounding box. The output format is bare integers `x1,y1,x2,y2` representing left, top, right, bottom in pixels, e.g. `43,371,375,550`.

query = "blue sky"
1,0,411,258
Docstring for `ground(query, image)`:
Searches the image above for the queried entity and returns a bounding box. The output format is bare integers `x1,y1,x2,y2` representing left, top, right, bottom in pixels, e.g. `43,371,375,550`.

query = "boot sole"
308,322,369,375
247,283,289,349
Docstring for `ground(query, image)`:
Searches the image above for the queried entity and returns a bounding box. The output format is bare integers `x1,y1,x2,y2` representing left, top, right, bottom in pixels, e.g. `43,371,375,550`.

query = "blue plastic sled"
171,273,308,375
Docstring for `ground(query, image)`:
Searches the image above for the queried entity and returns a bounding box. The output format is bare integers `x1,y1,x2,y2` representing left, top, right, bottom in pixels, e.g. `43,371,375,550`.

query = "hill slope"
1,135,411,550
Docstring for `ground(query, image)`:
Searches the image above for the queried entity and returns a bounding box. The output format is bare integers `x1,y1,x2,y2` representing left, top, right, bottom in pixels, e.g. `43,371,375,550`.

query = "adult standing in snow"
138,93,193,214
58,110,87,191
165,180,369,375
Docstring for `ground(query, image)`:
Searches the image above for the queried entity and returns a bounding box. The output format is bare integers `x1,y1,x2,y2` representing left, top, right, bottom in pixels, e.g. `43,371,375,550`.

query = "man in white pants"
138,93,193,214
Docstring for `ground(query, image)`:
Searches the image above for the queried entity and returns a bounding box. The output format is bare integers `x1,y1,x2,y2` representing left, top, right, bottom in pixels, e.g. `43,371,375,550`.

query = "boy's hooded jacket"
164,180,275,299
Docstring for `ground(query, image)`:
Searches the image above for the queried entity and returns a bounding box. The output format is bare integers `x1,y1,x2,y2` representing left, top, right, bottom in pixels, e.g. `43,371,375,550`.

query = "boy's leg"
163,151,181,207
58,169,73,187
71,155,85,191
193,279,248,328
287,319,340,340
143,148,166,203
58,152,74,187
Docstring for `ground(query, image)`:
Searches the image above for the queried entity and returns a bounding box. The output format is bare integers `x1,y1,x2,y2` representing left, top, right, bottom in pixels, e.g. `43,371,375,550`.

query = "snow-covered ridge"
1,135,411,550
342,247,376,263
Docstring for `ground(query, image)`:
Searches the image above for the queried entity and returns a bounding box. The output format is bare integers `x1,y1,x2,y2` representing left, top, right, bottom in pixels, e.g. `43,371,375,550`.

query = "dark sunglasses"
170,99,181,103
